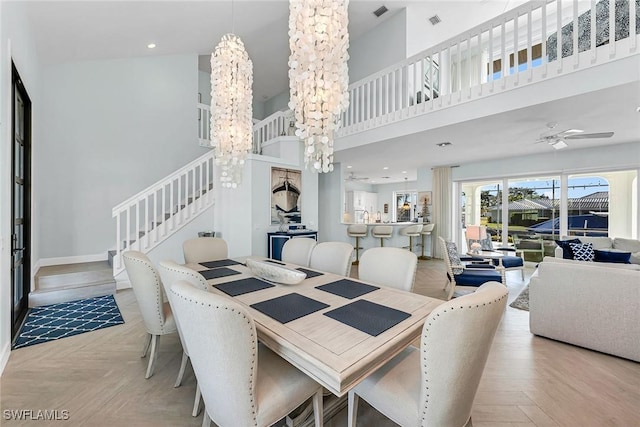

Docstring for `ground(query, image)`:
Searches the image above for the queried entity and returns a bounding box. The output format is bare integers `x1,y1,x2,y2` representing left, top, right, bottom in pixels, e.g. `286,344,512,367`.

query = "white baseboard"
38,253,107,267
0,340,11,375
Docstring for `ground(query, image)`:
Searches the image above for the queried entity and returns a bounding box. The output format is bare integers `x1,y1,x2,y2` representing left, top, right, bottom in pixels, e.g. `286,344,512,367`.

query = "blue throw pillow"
569,242,594,262
593,249,631,264
555,238,581,259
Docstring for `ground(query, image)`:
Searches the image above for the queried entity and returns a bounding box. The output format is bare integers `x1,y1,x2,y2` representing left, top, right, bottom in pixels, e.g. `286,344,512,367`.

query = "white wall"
37,54,207,261
214,142,319,258
198,70,212,106
262,90,290,118
0,0,41,373
349,9,407,83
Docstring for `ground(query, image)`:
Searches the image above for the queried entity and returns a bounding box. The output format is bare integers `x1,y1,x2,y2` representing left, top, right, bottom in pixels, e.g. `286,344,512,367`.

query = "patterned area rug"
13,295,124,349
509,285,530,311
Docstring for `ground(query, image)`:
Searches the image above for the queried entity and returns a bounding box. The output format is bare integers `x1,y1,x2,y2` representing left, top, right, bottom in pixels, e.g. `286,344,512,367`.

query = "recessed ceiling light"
370,180,376,183
383,166,389,170
436,142,452,147
347,165,352,169
147,43,156,49
402,171,407,174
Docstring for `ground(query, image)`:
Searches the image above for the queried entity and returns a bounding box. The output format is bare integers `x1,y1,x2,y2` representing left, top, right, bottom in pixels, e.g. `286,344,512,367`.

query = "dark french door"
11,63,32,338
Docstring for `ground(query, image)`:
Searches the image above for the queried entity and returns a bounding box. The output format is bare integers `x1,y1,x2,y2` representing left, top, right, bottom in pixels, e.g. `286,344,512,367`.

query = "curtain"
432,166,453,259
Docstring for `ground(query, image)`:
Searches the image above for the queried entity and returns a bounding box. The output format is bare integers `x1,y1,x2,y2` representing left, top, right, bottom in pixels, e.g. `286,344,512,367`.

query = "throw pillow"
593,249,631,264
569,242,595,262
445,241,464,275
555,238,581,259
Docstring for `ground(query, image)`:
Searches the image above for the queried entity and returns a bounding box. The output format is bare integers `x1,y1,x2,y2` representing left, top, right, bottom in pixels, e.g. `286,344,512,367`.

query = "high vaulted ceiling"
20,1,640,183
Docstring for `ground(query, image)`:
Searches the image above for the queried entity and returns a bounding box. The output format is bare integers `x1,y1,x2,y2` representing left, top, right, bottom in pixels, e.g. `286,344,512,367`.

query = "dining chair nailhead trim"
125,254,167,332
171,289,260,425
420,292,507,422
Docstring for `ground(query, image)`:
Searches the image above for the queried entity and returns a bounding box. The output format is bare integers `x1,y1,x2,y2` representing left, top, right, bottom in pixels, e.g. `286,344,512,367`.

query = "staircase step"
31,261,116,307
35,261,114,290
29,280,116,308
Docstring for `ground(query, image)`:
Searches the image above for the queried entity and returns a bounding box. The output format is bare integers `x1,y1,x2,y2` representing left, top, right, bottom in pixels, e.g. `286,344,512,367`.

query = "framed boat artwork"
271,167,302,225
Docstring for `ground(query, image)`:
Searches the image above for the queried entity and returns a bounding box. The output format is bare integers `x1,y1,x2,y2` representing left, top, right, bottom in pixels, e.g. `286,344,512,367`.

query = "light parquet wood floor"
1,259,639,426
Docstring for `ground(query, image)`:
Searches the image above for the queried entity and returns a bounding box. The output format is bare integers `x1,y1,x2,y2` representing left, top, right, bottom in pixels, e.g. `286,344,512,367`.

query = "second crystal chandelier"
210,32,253,188
288,0,350,173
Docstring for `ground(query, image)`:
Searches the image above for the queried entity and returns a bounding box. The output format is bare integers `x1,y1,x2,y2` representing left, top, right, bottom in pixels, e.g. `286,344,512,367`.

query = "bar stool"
371,225,393,247
399,224,423,253
418,223,435,260
347,224,368,265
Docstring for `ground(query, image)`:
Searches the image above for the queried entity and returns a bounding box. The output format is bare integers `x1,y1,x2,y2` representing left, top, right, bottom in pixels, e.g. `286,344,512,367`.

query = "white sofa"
554,236,640,264
529,257,640,362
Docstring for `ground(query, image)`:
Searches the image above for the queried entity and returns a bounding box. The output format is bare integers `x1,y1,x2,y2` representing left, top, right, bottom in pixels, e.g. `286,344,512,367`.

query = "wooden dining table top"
185,256,444,397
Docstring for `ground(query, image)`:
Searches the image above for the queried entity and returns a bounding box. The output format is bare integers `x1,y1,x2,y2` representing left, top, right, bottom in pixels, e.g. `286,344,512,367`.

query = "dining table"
184,256,444,398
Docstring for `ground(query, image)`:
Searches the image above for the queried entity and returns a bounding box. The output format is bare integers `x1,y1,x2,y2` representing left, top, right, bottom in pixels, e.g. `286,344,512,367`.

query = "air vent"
373,5,388,17
428,14,441,25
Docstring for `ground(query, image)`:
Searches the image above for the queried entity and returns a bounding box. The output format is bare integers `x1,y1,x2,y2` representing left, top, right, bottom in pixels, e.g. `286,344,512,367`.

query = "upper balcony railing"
197,0,638,152
338,0,638,137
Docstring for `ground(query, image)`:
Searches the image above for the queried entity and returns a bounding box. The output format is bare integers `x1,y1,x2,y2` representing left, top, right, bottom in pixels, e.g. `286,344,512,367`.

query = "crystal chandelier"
288,0,350,173
210,33,253,189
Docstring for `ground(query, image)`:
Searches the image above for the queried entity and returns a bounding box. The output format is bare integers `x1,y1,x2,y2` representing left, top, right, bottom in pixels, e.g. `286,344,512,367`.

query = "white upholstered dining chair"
182,237,228,264
358,247,418,292
348,281,508,427
157,260,208,417
122,251,177,379
281,237,317,266
309,241,354,276
168,280,324,427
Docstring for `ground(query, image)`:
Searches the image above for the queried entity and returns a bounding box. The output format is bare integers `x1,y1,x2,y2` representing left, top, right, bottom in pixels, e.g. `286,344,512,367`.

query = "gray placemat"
324,300,410,336
199,259,242,269
250,293,329,323
214,277,275,297
199,267,241,280
296,267,324,278
316,279,379,299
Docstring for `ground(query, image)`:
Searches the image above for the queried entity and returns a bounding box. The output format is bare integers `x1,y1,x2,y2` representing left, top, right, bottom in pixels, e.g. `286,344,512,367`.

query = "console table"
267,230,318,260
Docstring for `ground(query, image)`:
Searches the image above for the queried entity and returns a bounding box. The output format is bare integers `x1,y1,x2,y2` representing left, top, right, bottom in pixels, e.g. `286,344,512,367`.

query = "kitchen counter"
342,222,435,257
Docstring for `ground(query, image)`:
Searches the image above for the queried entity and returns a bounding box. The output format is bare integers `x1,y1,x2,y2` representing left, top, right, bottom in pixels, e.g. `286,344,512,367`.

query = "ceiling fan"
345,172,369,182
535,122,614,150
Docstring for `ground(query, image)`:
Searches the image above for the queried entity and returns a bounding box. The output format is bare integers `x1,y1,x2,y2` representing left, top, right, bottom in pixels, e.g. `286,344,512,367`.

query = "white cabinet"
345,191,378,223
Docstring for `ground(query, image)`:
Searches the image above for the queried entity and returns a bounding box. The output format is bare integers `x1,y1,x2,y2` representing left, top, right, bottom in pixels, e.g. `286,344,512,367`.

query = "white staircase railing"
338,0,638,137
197,103,295,153
252,110,295,151
111,150,216,275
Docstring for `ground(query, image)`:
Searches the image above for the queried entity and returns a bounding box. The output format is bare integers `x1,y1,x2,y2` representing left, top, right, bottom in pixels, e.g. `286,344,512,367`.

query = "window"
393,191,417,222
507,176,561,240
458,169,638,250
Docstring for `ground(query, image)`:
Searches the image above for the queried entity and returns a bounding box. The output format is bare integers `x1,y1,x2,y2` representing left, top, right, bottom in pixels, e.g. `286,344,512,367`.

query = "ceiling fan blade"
557,128,583,135
565,132,614,139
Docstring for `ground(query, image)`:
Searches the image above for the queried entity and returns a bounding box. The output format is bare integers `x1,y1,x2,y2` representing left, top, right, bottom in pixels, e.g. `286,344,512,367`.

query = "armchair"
439,237,505,300
466,225,525,280
512,233,545,261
